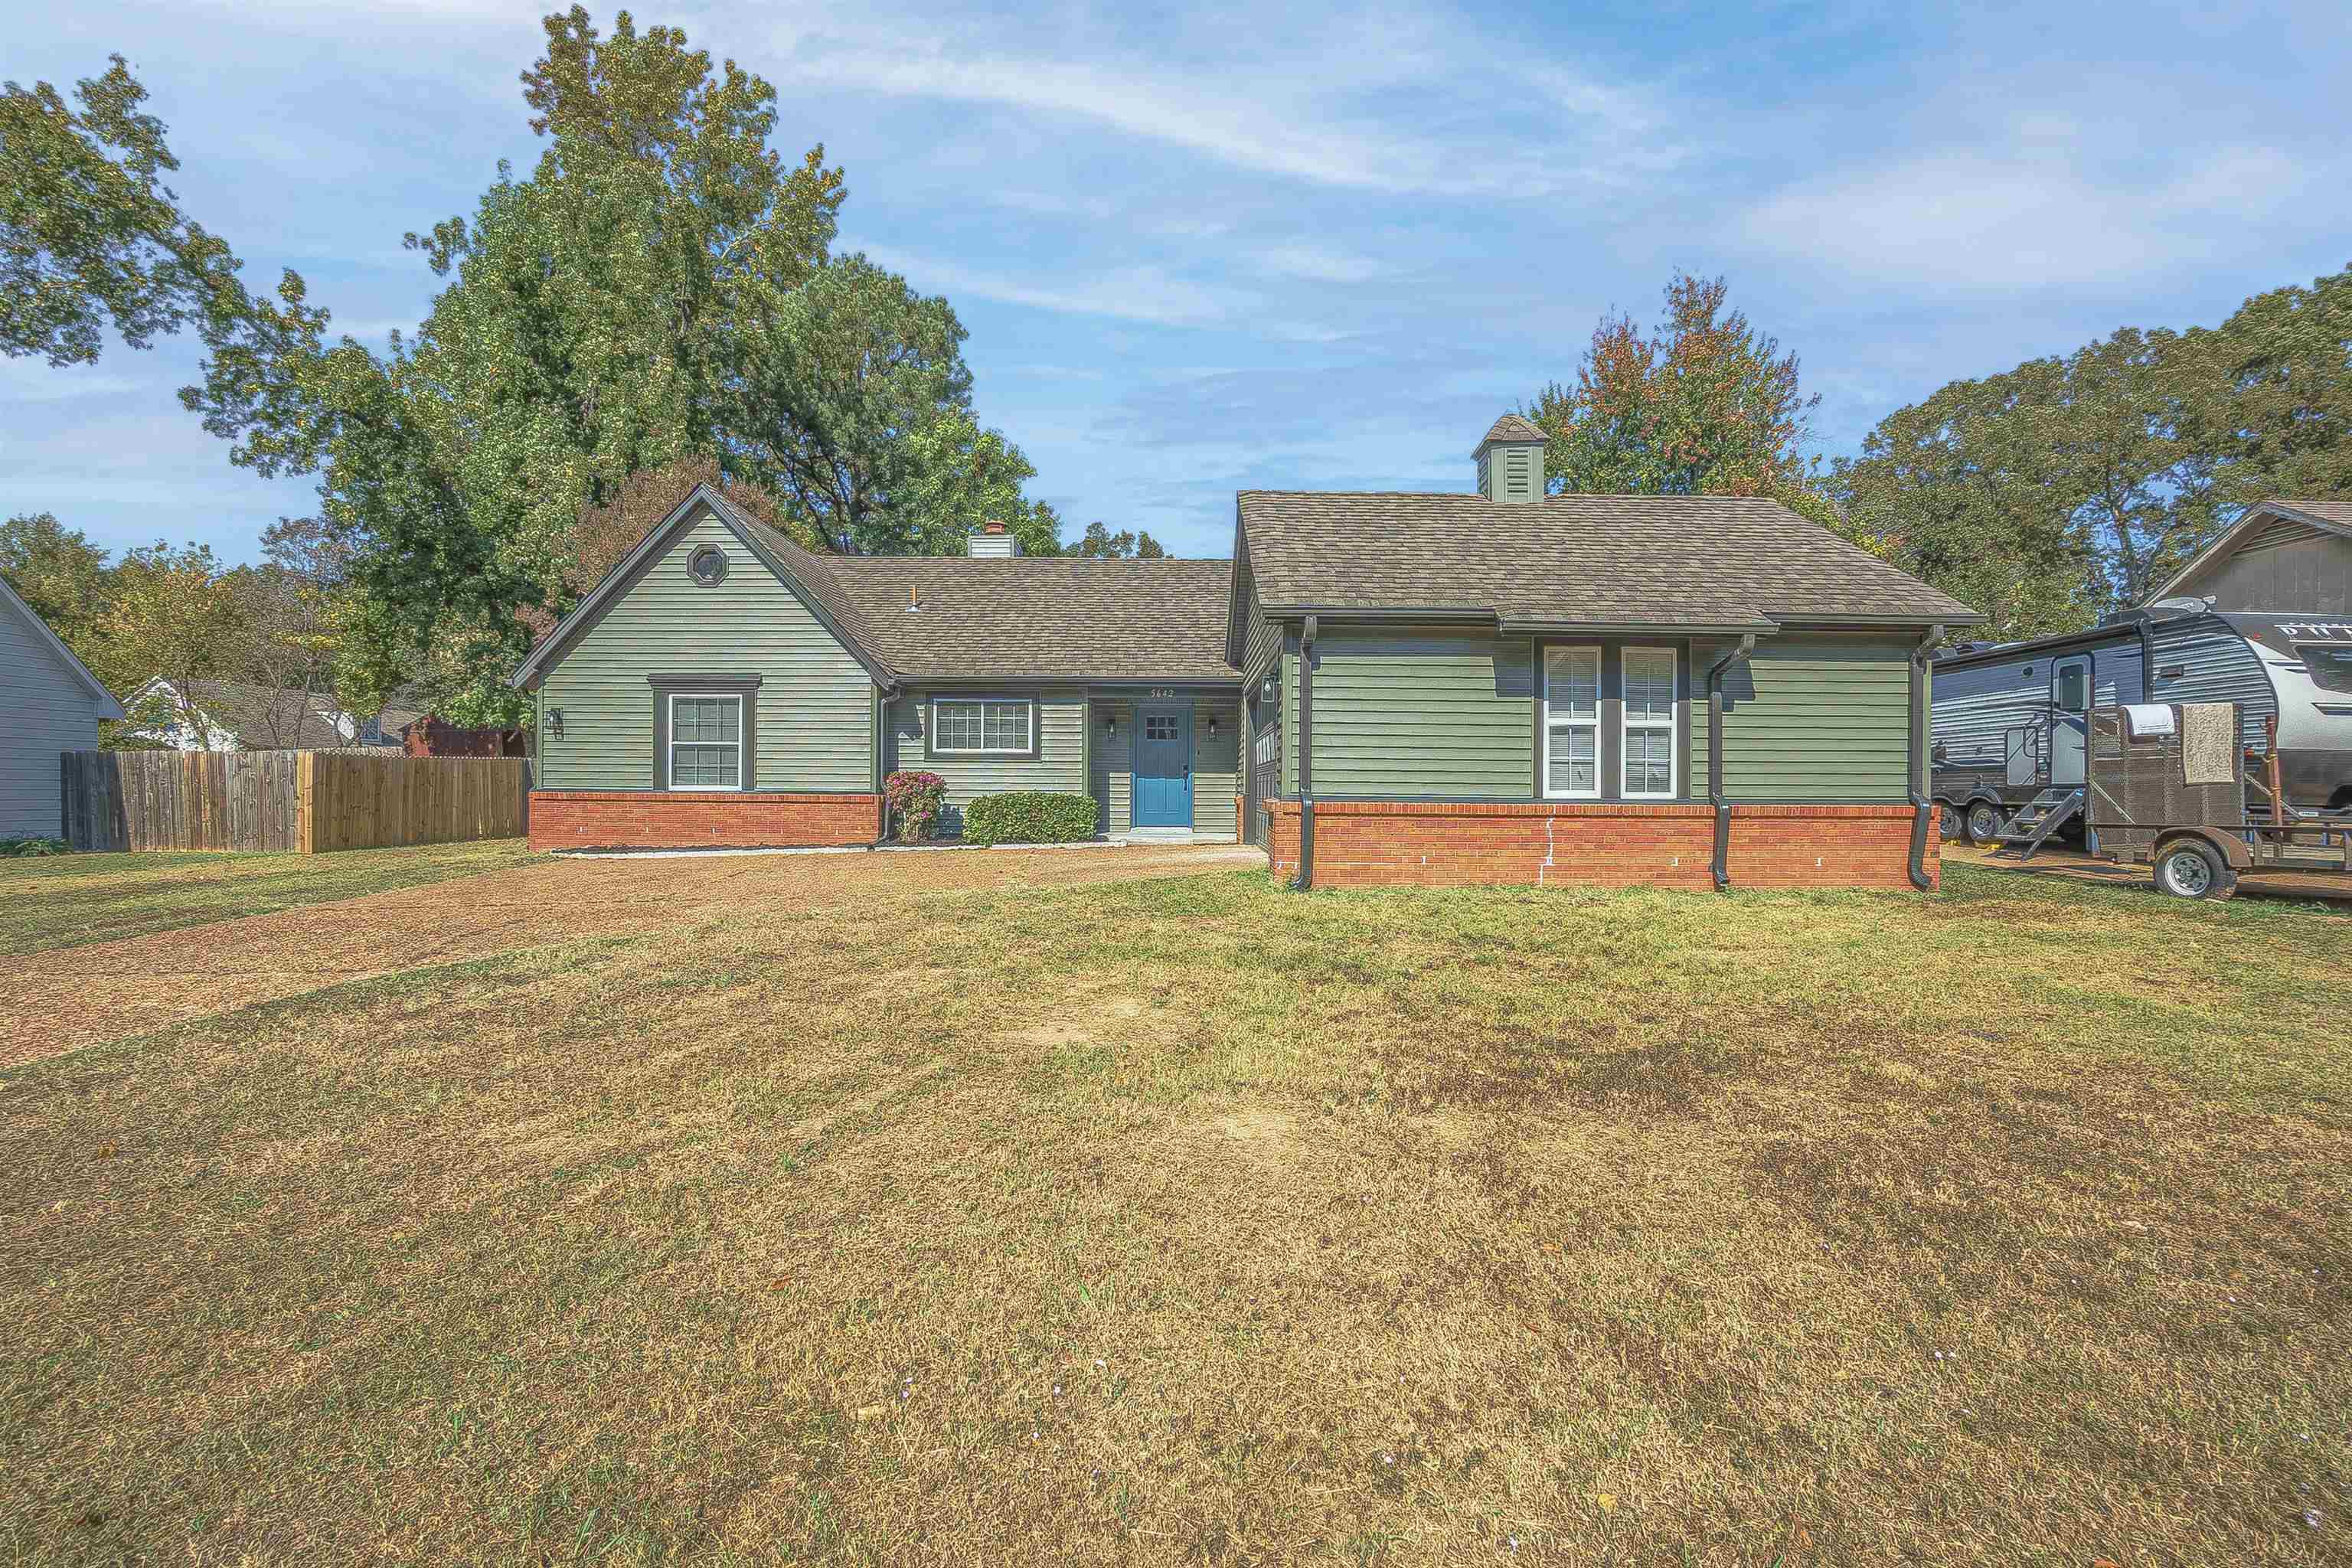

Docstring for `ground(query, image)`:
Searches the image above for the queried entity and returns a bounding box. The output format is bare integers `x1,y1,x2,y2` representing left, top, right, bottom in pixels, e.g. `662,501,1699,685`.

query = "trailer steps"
1993,786,2084,861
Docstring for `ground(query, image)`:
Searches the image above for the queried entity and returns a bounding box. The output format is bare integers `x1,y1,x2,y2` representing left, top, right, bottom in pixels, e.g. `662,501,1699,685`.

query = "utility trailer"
2076,702,2352,900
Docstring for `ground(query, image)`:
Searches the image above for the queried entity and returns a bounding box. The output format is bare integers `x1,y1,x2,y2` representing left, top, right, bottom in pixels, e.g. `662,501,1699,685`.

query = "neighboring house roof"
2148,498,2352,603
126,678,390,749
1234,491,1982,630
1475,413,1547,449
0,574,123,717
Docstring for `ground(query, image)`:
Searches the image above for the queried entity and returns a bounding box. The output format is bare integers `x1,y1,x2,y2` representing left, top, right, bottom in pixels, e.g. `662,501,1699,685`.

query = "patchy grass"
1,861,2346,1564
0,838,544,957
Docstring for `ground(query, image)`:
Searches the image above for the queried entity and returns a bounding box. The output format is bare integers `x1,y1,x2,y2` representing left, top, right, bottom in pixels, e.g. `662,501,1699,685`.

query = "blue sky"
8,0,2347,563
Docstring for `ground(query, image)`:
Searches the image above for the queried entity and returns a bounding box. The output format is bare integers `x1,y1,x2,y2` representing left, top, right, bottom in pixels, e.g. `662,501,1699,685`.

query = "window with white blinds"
1543,645,1601,799
1622,647,1676,798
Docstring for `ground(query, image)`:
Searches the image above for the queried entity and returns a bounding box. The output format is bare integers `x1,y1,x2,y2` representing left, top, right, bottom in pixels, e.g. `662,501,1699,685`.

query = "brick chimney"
1474,414,1547,503
968,521,1022,557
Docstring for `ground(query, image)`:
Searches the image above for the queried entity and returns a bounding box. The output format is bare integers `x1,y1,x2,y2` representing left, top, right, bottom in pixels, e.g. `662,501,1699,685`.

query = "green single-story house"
514,414,1981,889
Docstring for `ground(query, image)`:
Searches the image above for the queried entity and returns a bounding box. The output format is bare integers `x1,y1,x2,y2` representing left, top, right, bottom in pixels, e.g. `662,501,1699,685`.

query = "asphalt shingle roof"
1236,491,1981,627
827,557,1239,682
158,679,391,749
1475,413,1547,449
2272,498,2352,528
703,493,1240,683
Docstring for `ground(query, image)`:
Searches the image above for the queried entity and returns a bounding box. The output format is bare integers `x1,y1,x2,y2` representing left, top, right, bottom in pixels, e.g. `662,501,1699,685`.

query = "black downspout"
1294,616,1316,890
1707,635,1756,891
1908,624,1947,891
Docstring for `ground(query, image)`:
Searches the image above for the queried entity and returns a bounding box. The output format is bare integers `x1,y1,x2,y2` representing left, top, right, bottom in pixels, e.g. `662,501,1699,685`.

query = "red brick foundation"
1263,800,1936,891
528,791,884,852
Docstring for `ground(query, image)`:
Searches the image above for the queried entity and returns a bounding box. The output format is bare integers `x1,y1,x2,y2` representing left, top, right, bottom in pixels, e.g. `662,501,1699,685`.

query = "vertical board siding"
1304,629,1534,798
1,602,111,839
884,689,1089,832
60,750,527,852
537,509,873,792
1701,638,1913,802
2187,524,2352,613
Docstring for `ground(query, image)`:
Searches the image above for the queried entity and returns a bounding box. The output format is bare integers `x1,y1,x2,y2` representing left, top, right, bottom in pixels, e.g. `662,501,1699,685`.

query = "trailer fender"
2152,828,2252,871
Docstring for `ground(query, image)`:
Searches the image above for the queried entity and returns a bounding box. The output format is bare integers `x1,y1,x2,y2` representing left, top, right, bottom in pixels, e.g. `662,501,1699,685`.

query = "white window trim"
1621,646,1677,801
1542,644,1602,801
931,697,1034,756
668,691,743,792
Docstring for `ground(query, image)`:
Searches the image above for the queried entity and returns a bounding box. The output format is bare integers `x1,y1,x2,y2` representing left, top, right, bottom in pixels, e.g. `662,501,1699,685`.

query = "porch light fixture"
547,707,564,738
1102,713,1116,736
1207,716,1218,737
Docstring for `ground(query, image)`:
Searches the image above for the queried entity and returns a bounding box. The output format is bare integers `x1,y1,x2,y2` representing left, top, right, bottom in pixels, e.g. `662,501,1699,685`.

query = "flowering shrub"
962,792,1098,846
884,770,949,841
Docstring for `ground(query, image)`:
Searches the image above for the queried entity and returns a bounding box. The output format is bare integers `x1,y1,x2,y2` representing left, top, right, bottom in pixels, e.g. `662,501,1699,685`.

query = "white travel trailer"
1929,599,2352,844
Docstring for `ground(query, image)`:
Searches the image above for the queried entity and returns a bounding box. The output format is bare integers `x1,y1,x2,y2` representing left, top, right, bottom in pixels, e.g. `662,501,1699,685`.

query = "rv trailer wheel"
2154,840,2236,901
1964,801,2004,845
1938,802,1961,841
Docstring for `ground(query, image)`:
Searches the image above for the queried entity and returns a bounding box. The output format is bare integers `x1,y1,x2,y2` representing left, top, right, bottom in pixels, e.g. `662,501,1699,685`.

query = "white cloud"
858,245,1257,327
0,360,143,404
1736,142,2323,288
759,11,1679,198
1253,243,1396,284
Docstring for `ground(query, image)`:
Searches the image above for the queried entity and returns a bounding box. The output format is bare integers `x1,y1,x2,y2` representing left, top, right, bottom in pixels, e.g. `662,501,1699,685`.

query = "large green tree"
187,8,1053,723
1831,263,2352,635
1529,272,1821,500
1,54,242,365
0,511,113,656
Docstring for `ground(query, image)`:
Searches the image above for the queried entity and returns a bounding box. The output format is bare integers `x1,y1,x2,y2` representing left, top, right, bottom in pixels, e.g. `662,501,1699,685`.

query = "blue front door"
1132,706,1193,828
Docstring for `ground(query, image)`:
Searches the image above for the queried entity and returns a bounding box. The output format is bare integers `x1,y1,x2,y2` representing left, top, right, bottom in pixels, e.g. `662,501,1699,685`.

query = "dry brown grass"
1,858,2347,1565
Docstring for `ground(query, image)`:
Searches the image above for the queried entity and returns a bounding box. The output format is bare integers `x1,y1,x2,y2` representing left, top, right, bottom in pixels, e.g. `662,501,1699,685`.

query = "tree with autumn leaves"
1526,272,1831,524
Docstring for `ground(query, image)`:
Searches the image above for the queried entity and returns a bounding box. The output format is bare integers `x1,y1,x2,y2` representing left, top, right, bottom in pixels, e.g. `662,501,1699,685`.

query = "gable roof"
2149,498,2352,603
513,484,1242,690
1475,413,1547,450
512,484,901,688
122,678,399,749
0,574,123,717
1234,491,1981,630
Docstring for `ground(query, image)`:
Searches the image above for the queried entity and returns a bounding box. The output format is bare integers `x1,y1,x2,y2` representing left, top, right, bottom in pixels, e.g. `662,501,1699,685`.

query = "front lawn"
2,864,2345,1564
0,838,544,958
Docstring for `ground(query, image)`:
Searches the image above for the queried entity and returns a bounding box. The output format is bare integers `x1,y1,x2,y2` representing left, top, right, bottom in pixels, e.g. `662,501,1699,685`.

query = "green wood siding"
1193,697,1240,836
885,688,1088,831
536,510,874,791
1695,636,1913,802
1093,701,1132,833
1281,644,1298,796
1299,629,1535,798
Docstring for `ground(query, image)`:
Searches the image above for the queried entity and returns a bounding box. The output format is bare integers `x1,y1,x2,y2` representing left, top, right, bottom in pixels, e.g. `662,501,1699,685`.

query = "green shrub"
0,837,70,857
962,792,1098,846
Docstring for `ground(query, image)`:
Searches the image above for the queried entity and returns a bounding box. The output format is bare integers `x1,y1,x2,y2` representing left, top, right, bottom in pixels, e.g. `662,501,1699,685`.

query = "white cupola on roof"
968,520,1022,557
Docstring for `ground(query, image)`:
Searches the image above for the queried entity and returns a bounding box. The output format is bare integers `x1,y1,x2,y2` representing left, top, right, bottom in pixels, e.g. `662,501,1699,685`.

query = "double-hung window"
933,698,1032,755
1543,646,1601,799
668,694,743,789
1622,647,1676,799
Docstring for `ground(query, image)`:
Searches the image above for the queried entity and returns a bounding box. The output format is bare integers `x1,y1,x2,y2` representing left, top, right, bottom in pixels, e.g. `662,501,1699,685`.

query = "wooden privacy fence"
61,750,531,854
